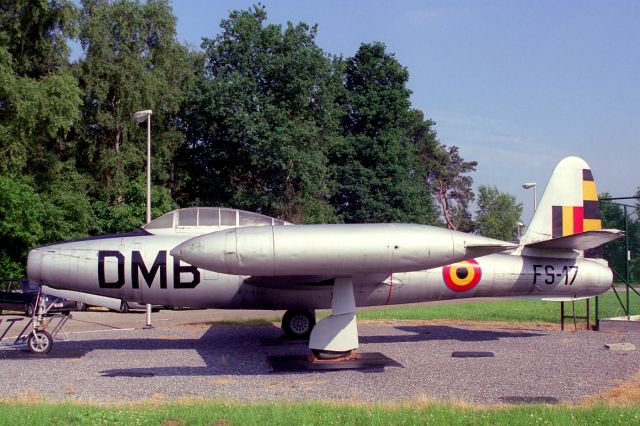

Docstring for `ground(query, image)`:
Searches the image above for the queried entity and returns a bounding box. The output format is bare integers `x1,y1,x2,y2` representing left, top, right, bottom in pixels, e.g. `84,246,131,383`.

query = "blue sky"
170,1,639,221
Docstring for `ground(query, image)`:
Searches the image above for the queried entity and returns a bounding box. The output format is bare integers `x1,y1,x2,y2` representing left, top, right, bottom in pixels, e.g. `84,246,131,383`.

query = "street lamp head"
522,182,536,189
132,109,153,123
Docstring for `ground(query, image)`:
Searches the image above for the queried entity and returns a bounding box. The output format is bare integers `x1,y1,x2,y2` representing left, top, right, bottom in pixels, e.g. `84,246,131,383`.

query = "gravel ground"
1,310,639,405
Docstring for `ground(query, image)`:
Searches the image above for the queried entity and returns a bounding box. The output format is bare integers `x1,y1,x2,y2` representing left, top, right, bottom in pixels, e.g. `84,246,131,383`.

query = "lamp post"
132,109,153,328
132,110,153,224
522,182,537,213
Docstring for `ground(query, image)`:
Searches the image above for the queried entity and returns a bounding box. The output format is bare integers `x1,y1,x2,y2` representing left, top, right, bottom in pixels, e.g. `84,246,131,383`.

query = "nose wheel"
27,330,53,355
24,289,66,355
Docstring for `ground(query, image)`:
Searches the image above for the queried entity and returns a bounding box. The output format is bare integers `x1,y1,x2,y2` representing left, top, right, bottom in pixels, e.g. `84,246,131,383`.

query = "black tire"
311,349,354,360
27,330,53,355
25,303,35,317
120,301,129,313
281,309,316,340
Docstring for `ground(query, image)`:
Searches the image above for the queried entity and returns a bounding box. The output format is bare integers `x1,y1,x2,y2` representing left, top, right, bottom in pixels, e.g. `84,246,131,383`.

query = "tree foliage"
0,0,78,77
333,43,436,224
75,0,189,232
0,2,489,278
474,185,523,241
600,193,640,283
178,5,341,223
0,172,93,277
423,145,476,231
0,48,82,176
0,1,85,277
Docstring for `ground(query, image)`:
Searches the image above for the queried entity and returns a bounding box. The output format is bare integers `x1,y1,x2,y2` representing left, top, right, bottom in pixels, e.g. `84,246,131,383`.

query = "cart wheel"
27,330,53,355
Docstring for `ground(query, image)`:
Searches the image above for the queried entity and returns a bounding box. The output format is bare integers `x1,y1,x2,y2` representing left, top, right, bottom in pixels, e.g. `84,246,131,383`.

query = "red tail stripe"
573,206,584,234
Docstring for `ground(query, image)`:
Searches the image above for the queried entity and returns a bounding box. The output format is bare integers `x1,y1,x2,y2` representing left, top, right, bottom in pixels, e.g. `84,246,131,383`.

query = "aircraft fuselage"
27,229,612,310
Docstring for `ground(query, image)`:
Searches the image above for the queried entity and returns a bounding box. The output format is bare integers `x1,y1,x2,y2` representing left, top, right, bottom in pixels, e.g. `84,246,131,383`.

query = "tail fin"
521,156,621,250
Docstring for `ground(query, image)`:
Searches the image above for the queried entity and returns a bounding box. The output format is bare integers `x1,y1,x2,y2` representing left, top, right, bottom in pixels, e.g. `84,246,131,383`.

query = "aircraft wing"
465,243,517,257
524,229,623,251
245,274,389,289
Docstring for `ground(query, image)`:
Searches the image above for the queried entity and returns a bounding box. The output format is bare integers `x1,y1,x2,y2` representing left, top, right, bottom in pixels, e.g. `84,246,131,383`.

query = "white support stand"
144,303,153,329
309,277,359,352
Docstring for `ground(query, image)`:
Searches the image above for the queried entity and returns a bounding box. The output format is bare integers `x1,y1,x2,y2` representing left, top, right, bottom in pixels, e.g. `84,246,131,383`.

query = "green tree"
0,2,83,178
75,0,190,232
0,47,82,176
424,145,476,231
474,185,523,241
600,193,640,283
178,5,341,223
0,176,46,277
333,42,435,224
0,172,93,277
0,0,78,78
0,1,88,278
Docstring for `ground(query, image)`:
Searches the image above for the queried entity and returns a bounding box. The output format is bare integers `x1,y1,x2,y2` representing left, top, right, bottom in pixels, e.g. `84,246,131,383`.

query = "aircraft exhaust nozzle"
171,224,514,276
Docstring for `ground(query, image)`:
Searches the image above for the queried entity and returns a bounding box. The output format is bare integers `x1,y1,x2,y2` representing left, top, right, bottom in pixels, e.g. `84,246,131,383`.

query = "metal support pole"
133,109,154,329
146,114,151,225
595,295,599,331
145,115,153,329
625,205,630,320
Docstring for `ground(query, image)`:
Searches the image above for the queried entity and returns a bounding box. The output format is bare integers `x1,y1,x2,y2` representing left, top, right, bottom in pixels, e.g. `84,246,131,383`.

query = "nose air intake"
27,248,43,283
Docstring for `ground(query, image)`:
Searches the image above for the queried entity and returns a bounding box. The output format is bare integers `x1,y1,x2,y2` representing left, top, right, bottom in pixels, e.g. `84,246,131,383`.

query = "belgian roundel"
442,259,482,292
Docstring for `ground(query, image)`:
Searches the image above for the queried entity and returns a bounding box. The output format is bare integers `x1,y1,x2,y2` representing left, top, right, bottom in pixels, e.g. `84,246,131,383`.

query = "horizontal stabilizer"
465,243,517,258
525,229,623,251
517,296,594,302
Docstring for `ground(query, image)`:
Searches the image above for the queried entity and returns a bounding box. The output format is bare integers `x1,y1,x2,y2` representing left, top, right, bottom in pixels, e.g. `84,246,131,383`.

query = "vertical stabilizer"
521,156,602,245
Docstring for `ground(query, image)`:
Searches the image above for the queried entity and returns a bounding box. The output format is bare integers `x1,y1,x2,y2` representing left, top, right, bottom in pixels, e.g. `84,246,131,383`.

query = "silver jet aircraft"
26,156,621,356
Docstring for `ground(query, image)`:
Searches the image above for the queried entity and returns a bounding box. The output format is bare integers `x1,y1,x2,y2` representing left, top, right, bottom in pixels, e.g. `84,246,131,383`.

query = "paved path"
0,309,638,405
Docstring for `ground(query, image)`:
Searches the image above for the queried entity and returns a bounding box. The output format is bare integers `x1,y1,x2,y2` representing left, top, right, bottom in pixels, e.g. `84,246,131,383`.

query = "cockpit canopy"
143,207,289,234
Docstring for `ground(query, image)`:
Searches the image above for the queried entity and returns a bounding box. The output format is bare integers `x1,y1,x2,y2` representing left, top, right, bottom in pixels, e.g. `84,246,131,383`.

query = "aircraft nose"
27,248,43,283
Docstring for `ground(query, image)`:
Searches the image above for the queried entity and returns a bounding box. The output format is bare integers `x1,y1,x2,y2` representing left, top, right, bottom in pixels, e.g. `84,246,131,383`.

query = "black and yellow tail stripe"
551,169,601,238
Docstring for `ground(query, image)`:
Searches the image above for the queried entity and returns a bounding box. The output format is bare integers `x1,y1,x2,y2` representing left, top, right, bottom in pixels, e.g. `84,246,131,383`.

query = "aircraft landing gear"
25,289,67,355
27,330,53,355
309,277,359,354
281,309,316,340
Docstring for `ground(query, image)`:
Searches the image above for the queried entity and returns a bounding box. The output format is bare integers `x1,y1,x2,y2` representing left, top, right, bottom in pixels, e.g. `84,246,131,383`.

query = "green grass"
195,291,639,326
600,286,640,318
190,290,639,327
0,401,639,426
358,299,559,323
357,291,640,324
